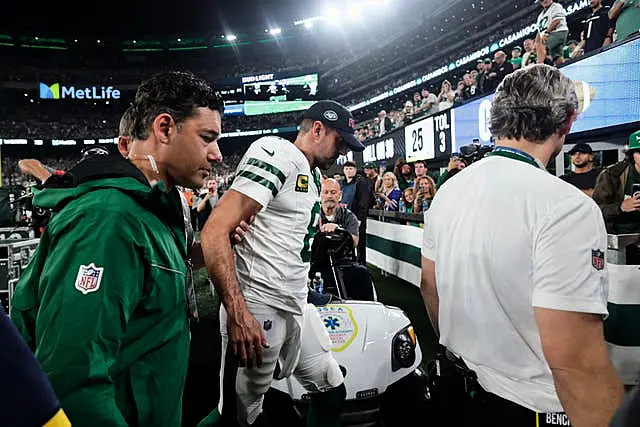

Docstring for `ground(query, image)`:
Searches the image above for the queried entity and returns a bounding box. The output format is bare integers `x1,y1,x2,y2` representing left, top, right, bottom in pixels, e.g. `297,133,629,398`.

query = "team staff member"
320,178,360,247
202,100,364,426
11,71,225,426
560,142,601,197
421,65,623,426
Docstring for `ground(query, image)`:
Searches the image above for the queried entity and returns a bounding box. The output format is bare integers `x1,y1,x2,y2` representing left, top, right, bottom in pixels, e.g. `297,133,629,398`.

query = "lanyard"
486,146,541,169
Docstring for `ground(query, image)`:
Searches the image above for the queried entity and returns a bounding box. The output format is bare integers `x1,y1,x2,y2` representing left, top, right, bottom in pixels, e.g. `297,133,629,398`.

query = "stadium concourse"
0,0,639,426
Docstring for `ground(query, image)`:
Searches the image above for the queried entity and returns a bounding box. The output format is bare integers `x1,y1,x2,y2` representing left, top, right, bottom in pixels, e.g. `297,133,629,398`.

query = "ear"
152,113,174,145
117,136,131,158
312,120,324,140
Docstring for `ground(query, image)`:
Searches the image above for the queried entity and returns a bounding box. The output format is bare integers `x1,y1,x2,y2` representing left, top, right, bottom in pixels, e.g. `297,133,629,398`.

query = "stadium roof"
2,0,313,37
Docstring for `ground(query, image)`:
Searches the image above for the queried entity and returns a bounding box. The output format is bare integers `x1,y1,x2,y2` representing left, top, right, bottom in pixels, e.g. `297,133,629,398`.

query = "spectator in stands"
437,80,455,110
420,88,439,117
401,101,415,124
462,73,479,100
521,39,536,67
509,46,523,69
488,51,515,91
565,39,583,59
319,178,360,247
422,64,623,426
436,154,466,189
535,0,569,65
560,143,601,197
593,130,640,240
609,0,640,43
413,160,428,180
393,159,414,191
477,59,492,94
454,81,466,105
340,161,371,264
378,110,393,136
413,175,437,213
196,177,219,228
401,188,415,213
412,92,423,114
578,0,614,54
364,161,382,194
375,172,402,211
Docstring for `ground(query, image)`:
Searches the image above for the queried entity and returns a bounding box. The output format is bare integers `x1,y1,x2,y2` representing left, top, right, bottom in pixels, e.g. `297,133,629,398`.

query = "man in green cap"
593,130,640,254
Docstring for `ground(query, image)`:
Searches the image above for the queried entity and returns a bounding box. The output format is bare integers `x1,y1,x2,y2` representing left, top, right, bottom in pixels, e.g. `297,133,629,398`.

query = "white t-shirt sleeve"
422,209,436,260
231,138,291,208
532,196,609,315
550,3,566,20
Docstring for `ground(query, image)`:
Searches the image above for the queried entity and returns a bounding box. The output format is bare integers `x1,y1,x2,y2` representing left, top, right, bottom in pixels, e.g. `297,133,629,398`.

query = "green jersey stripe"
246,158,286,185
236,170,279,197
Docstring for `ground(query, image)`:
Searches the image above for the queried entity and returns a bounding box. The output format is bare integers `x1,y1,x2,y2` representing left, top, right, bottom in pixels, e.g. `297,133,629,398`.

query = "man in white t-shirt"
421,65,623,426
201,100,365,426
536,0,569,64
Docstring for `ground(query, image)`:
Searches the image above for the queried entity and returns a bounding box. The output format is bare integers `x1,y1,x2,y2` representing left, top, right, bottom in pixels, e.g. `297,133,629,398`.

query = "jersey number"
301,202,321,263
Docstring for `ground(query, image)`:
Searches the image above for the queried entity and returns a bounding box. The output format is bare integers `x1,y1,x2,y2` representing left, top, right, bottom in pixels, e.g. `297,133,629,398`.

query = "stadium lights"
34,36,39,40
348,5,362,19
133,40,136,44
269,28,282,36
97,39,101,43
304,22,314,29
326,7,341,23
226,34,237,41
74,39,78,42
177,38,182,42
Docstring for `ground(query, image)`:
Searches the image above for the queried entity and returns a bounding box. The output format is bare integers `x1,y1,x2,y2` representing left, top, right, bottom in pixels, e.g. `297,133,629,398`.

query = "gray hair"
490,64,578,143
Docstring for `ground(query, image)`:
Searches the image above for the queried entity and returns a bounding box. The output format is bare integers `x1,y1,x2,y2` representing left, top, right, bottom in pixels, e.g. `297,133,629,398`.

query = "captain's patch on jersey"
296,174,309,192
74,263,104,294
592,249,604,271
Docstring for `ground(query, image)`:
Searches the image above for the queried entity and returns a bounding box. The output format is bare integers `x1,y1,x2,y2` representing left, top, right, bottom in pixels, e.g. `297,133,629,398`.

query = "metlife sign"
39,83,121,100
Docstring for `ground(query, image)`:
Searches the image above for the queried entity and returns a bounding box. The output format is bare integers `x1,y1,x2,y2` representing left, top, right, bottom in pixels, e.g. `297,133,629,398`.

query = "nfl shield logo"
592,249,605,271
74,263,105,295
263,320,272,331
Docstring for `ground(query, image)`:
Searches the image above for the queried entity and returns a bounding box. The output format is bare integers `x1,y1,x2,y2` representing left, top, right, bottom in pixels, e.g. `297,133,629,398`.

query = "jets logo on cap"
323,110,338,121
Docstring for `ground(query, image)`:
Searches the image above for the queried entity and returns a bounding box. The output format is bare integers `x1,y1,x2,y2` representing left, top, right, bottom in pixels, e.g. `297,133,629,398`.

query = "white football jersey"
231,136,322,315
537,2,568,33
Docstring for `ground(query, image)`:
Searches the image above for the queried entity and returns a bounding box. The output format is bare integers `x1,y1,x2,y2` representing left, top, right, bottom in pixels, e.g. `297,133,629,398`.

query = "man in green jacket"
11,71,225,426
593,130,640,235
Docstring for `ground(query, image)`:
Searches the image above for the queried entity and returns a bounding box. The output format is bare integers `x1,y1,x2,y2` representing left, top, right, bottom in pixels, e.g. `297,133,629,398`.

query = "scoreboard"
404,109,455,162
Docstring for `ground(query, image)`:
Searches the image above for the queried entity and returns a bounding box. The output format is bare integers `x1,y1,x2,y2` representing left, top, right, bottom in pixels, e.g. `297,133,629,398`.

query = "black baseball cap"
302,100,365,152
568,143,593,154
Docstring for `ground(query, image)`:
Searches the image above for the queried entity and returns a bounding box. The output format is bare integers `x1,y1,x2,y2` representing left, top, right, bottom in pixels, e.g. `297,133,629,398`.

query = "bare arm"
196,194,210,213
535,308,624,426
420,256,439,336
547,18,562,33
200,189,268,367
609,1,626,20
18,159,53,182
191,218,253,270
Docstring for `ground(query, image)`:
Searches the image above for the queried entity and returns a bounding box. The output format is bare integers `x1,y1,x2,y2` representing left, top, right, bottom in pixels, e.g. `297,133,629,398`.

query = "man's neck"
496,137,557,166
294,137,314,168
574,163,594,174
128,147,172,191
592,4,601,13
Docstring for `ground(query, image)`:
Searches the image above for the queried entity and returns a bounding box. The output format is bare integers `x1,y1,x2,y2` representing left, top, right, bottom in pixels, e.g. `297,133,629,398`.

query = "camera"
458,139,494,165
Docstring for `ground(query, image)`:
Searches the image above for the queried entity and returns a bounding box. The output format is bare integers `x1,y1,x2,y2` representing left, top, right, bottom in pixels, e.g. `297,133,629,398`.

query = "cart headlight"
392,326,416,371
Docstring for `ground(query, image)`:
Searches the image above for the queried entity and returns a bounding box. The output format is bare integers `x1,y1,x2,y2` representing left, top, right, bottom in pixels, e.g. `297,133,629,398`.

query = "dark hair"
490,64,578,143
130,71,224,140
119,105,135,137
343,161,357,168
413,160,427,167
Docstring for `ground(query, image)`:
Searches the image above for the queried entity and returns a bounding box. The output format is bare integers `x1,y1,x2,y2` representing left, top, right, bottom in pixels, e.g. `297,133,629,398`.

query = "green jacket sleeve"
593,168,622,229
436,170,450,190
32,211,144,426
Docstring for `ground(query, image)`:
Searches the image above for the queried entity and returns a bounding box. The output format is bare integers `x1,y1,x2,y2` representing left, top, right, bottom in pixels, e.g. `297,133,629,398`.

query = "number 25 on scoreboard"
404,117,435,162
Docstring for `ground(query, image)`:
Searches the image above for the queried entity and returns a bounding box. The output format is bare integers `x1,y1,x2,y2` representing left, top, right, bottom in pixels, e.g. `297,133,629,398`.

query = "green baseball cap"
629,130,640,150
363,162,377,169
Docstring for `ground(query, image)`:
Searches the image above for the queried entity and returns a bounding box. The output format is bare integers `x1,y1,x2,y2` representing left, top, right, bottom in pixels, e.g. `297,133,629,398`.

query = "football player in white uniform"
202,100,365,427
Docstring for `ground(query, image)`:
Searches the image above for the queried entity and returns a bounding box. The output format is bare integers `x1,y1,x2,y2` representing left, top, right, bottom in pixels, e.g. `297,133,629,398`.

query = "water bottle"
312,272,324,294
422,199,430,211
399,199,406,212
